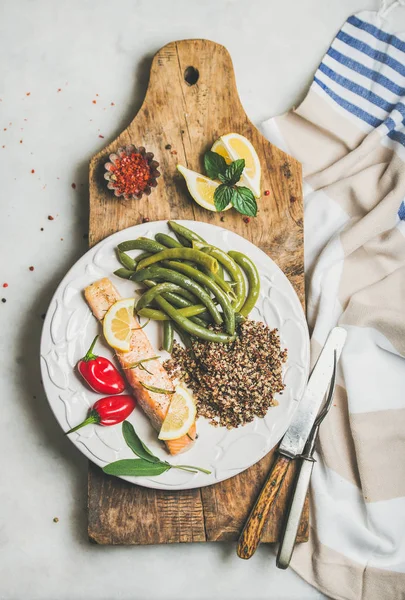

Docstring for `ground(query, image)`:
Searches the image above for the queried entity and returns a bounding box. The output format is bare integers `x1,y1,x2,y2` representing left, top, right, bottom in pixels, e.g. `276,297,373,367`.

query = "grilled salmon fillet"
84,277,196,454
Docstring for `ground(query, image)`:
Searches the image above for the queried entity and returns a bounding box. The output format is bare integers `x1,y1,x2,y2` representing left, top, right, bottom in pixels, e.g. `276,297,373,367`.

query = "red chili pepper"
77,335,125,394
66,395,136,434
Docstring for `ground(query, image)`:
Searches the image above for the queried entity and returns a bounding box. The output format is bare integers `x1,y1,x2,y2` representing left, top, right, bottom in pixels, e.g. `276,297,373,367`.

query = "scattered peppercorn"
53,517,59,523
142,217,150,223
264,190,270,196
40,227,44,231
243,217,250,223
29,266,34,271
71,183,76,189
20,140,23,144
3,283,8,288
290,196,297,203
48,215,54,220
281,161,292,179
2,298,6,303
165,144,172,150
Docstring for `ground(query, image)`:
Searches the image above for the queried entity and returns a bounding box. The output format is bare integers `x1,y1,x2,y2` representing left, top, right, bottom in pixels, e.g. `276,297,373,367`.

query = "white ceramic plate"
40,220,309,490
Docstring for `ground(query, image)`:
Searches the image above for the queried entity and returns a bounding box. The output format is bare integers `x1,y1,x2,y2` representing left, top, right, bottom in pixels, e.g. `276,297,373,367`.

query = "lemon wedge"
212,133,261,198
103,298,135,352
158,385,197,441
177,164,232,212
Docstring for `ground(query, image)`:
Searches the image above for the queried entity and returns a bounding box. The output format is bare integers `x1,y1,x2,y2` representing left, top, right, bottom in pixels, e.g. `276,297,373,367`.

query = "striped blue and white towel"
263,2,405,599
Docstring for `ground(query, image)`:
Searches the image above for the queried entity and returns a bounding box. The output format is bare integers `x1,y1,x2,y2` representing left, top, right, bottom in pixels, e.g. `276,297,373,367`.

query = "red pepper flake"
1,146,5,149
60,238,64,241
3,283,8,288
24,118,28,121
31,169,35,174
170,150,177,155
71,183,76,189
98,135,104,138
96,94,99,97
108,152,155,197
3,128,6,131
92,100,97,104
26,92,31,96
264,190,270,196
57,88,62,92
243,217,251,223
142,217,150,223
111,102,115,106
29,266,34,271
48,215,54,220
20,140,23,144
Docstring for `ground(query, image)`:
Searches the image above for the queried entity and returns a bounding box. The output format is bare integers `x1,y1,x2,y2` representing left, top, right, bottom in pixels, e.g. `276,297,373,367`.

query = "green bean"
167,221,206,244
132,267,222,324
190,315,209,327
114,268,134,279
194,243,246,312
136,251,152,262
136,248,218,275
153,296,235,343
172,323,193,349
155,233,183,249
117,249,136,270
136,283,186,311
118,238,165,253
228,251,260,316
137,305,208,320
142,280,198,309
163,321,174,352
175,233,192,247
235,313,246,325
164,261,235,335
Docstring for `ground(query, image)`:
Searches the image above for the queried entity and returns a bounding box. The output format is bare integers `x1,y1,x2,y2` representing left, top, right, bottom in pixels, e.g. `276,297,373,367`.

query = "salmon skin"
84,277,196,455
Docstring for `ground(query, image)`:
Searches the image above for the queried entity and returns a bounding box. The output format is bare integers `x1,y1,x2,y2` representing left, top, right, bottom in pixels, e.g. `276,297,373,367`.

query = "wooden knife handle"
237,455,291,559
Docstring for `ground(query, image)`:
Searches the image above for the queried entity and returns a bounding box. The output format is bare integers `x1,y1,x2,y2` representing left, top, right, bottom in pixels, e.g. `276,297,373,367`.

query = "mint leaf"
103,459,171,477
204,151,227,179
231,187,257,216
214,184,233,211
217,173,228,184
224,159,245,185
122,421,160,463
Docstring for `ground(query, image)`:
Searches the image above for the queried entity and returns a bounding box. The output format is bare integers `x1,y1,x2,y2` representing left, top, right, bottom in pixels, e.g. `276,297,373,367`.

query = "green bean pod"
136,282,186,311
153,295,235,343
137,305,208,321
114,268,134,279
155,233,183,249
228,251,260,316
117,249,136,270
132,267,222,325
136,248,219,275
163,261,235,335
194,243,246,312
118,238,166,253
163,321,174,352
167,221,206,244
142,280,202,311
172,323,193,349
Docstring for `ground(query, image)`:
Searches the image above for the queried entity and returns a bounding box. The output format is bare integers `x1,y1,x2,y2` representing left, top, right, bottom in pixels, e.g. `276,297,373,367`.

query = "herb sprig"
204,151,257,217
103,421,211,477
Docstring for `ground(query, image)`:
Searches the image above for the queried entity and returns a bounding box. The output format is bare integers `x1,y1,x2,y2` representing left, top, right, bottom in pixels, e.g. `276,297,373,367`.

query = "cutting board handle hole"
184,66,199,86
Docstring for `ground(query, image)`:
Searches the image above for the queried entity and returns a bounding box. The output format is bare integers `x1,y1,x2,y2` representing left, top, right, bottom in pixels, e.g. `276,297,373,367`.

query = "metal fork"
276,350,338,569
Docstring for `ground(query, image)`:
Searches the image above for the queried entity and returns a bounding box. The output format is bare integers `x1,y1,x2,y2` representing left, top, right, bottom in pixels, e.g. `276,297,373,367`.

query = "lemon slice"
103,298,135,352
158,385,197,441
212,133,261,198
177,164,232,212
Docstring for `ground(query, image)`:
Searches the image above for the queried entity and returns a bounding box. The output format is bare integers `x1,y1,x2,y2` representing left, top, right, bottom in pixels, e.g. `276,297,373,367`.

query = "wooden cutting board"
88,39,307,545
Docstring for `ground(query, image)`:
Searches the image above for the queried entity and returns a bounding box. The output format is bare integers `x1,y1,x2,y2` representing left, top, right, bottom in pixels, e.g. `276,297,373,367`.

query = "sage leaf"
231,186,258,216
122,421,160,463
103,458,170,477
214,184,233,212
204,151,227,179
224,158,245,185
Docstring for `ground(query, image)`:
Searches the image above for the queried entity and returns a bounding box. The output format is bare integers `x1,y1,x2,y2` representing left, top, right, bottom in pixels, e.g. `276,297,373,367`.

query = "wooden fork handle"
237,455,291,559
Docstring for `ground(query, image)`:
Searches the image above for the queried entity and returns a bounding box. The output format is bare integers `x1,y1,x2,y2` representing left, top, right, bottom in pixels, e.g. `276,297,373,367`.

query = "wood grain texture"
237,456,291,559
88,39,307,546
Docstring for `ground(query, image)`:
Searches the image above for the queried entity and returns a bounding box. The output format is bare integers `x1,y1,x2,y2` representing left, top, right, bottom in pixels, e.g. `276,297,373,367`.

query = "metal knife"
237,326,347,560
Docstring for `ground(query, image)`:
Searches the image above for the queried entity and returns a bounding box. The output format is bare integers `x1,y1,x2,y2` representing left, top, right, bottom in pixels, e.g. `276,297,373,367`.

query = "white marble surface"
0,1,378,599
